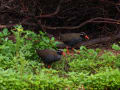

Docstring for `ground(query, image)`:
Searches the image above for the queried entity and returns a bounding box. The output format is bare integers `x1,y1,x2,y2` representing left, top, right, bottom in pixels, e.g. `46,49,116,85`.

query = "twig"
0,24,16,29
41,17,120,30
36,0,64,18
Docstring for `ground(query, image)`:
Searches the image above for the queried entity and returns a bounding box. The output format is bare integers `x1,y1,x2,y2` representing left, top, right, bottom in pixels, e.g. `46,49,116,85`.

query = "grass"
0,25,120,89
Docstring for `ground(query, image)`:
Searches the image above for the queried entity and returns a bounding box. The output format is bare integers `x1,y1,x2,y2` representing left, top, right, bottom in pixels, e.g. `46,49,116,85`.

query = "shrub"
0,25,120,89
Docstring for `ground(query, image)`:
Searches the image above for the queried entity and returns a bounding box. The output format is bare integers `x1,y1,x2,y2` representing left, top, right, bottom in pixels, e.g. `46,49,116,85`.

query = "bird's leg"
71,48,75,55
66,46,70,55
62,51,66,56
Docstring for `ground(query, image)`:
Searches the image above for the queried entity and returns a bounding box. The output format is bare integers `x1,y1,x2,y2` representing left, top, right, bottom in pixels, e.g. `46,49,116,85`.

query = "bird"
36,49,63,68
60,32,89,54
56,41,67,49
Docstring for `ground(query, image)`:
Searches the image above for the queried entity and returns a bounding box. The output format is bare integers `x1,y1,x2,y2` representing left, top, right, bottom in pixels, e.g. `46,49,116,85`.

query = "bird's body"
60,32,89,47
60,32,89,54
36,49,62,68
56,41,67,49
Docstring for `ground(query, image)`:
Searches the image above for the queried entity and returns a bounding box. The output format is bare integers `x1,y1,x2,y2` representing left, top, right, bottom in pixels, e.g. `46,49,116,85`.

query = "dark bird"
36,49,63,68
60,32,89,54
56,41,67,49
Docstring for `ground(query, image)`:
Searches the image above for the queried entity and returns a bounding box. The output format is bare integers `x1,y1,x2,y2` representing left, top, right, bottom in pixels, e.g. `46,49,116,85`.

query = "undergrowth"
0,25,120,89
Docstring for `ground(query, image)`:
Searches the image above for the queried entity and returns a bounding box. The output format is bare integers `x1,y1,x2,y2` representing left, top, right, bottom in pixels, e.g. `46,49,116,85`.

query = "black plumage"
36,49,62,68
60,32,89,55
60,32,89,47
56,41,67,49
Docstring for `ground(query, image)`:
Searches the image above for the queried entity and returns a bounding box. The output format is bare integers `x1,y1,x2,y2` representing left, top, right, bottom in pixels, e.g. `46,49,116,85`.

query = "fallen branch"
75,32,120,48
0,24,16,29
41,17,120,30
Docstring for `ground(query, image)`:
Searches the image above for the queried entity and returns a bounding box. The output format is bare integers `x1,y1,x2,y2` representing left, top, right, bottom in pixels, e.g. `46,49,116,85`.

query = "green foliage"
36,31,60,49
0,28,10,37
114,55,120,68
68,46,100,73
0,68,70,90
52,46,120,89
0,25,120,89
85,68,120,90
0,25,59,69
112,43,120,50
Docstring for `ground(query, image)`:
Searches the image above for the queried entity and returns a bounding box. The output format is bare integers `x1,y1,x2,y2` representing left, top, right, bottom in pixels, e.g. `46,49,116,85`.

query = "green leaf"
54,41,61,45
80,46,87,50
112,44,120,51
2,28,9,36
51,37,55,41
0,32,3,37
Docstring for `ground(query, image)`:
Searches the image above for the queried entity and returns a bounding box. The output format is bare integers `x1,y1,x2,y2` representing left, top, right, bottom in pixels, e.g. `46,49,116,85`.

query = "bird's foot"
67,49,70,55
70,48,75,56
62,51,66,56
66,46,69,54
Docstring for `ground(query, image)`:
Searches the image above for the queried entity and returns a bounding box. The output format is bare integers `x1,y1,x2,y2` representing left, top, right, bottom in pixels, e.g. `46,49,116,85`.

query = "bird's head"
56,49,64,55
80,32,89,40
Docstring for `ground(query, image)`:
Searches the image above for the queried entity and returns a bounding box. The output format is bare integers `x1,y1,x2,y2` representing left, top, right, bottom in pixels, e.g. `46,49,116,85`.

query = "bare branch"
41,17,120,30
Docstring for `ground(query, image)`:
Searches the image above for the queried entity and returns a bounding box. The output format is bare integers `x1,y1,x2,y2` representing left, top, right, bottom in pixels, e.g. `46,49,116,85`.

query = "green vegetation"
0,25,120,89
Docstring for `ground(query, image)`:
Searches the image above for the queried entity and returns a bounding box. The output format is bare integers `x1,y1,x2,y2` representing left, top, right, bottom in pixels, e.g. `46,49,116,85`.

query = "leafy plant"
0,28,10,37
112,43,120,50
0,25,120,89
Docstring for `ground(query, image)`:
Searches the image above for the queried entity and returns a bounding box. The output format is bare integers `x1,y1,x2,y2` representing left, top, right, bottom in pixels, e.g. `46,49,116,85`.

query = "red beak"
85,35,89,40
